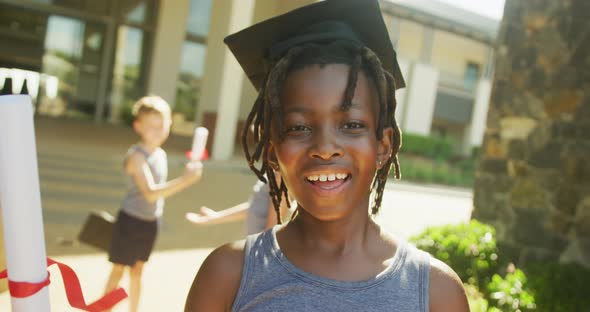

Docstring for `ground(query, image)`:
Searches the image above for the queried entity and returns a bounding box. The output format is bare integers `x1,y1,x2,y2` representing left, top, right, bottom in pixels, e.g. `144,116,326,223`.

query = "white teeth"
307,173,348,182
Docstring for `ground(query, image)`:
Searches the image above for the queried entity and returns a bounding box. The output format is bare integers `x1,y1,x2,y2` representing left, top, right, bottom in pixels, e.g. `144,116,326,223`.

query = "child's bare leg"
105,264,125,293
129,261,145,312
104,264,125,312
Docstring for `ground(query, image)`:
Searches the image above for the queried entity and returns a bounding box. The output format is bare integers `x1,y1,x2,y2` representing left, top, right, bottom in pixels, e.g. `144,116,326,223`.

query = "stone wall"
473,0,590,267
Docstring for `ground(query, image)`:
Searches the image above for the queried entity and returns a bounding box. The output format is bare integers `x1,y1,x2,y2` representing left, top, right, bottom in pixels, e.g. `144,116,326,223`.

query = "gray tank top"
121,145,167,221
232,227,430,312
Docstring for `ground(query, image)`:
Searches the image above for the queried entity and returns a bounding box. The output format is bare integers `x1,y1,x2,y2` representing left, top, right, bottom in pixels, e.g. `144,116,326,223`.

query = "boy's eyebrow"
284,106,311,114
342,101,363,111
283,101,367,114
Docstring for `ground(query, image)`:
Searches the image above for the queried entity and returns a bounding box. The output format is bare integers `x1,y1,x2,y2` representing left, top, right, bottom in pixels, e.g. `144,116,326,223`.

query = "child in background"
105,96,202,312
185,0,469,311
186,171,291,234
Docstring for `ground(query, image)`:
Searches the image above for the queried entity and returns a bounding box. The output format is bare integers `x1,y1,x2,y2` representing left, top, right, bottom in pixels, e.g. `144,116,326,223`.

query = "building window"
173,0,211,128
186,0,212,38
107,0,156,123
118,0,156,26
464,61,480,90
176,41,206,122
110,26,145,122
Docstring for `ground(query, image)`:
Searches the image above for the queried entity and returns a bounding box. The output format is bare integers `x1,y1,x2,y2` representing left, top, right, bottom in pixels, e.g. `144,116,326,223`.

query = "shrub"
465,284,489,312
401,133,455,161
395,156,474,187
412,220,590,311
525,262,590,312
487,269,536,311
410,220,500,292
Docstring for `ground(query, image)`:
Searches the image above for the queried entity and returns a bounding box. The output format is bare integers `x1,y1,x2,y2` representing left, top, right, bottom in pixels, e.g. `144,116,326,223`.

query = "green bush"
410,220,500,292
466,284,490,312
412,220,590,311
395,154,475,187
401,133,455,161
487,269,536,311
525,262,590,312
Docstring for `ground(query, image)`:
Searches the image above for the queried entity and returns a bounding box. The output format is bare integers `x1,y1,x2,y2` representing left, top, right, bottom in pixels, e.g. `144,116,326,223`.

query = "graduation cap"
224,0,405,92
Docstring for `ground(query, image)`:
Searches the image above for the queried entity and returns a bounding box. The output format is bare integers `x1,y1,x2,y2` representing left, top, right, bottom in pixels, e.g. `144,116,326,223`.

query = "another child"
105,95,202,312
185,172,291,234
185,1,469,311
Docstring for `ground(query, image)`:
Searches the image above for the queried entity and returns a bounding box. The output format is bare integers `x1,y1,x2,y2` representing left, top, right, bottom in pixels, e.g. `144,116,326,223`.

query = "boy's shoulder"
428,257,470,311
185,240,246,311
200,239,246,287
125,149,147,171
205,240,246,271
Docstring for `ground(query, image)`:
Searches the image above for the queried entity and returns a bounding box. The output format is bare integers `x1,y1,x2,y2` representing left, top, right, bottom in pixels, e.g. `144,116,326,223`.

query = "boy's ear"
377,127,394,169
132,120,140,133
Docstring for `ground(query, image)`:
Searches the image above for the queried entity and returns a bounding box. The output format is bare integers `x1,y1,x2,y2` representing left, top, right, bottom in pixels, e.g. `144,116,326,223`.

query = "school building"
0,0,500,159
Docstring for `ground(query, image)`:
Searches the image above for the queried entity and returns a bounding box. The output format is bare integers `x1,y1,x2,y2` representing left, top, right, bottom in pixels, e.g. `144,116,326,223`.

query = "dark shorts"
108,210,158,266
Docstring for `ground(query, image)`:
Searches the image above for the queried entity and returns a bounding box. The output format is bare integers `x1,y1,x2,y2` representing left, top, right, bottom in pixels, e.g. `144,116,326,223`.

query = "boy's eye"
284,124,310,136
342,121,365,130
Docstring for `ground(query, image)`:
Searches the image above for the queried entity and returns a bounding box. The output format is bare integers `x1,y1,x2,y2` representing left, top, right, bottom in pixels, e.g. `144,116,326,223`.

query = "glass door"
109,25,145,123
39,15,106,119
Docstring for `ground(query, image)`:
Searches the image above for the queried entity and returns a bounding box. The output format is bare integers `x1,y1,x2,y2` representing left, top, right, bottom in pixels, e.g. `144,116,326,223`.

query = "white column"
200,0,255,160
147,0,190,106
394,58,411,125
466,79,492,148
401,63,439,135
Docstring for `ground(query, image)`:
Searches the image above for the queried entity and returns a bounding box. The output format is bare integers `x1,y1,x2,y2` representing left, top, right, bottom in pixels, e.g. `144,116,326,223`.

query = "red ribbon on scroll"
185,149,209,161
0,257,127,311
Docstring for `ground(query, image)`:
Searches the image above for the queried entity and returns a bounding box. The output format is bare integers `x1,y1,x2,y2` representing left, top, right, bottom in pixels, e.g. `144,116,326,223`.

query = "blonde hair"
131,95,171,120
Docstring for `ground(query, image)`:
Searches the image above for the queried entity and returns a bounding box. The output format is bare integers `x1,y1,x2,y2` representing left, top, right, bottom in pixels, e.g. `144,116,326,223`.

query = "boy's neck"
138,142,160,154
288,212,377,252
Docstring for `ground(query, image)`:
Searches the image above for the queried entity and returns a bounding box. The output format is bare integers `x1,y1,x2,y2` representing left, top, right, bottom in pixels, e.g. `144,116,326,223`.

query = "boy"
185,0,469,311
105,95,202,312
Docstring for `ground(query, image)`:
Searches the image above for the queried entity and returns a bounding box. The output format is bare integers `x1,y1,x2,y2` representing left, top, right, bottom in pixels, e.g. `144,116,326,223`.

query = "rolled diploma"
191,127,209,161
0,95,51,311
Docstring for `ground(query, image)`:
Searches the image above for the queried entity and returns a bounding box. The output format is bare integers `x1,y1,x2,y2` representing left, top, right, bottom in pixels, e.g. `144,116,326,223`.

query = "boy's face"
271,64,392,221
133,112,171,147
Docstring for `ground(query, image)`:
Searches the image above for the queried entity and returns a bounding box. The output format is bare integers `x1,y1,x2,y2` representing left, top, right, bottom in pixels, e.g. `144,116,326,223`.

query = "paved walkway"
0,181,472,311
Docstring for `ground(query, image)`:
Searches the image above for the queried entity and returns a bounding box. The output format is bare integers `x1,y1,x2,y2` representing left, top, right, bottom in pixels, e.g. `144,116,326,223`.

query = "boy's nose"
308,129,343,160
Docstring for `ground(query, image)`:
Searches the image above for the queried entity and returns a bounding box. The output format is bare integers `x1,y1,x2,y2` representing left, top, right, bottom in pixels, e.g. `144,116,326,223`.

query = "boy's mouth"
305,173,350,190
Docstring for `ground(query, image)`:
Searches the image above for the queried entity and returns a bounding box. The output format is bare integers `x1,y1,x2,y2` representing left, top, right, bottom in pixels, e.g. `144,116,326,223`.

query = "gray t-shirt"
246,180,271,234
231,227,431,312
121,145,168,221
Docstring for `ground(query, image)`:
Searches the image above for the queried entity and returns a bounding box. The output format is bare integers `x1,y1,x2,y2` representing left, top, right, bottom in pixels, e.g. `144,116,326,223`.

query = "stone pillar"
473,0,590,267
147,0,190,106
399,63,439,135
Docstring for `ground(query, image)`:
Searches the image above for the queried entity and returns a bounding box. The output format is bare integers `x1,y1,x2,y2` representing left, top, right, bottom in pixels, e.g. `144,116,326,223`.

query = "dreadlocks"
241,40,402,223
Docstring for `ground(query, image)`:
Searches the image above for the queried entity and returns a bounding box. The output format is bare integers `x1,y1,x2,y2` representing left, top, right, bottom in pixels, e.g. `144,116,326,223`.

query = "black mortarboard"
224,0,405,91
